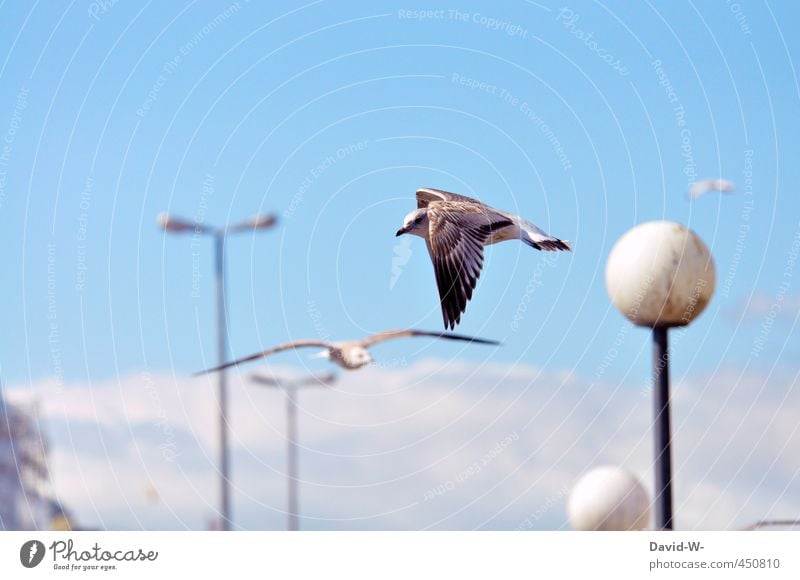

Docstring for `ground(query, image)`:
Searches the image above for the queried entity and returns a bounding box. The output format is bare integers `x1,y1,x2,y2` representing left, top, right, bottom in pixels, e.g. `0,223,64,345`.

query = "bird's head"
396,208,429,238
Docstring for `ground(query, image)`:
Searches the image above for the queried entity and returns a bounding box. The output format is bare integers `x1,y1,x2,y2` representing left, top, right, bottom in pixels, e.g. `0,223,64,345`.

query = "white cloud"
5,360,799,531
728,291,800,323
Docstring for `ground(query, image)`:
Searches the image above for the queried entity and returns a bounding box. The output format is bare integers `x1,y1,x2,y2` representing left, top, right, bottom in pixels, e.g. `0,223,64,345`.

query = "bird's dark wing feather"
426,204,513,329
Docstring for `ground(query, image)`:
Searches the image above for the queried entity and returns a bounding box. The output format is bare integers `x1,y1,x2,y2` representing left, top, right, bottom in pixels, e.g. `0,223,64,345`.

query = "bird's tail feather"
522,235,571,252
518,219,571,252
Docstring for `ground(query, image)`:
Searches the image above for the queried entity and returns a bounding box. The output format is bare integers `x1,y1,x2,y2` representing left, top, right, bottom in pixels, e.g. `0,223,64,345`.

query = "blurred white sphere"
606,221,715,328
567,466,651,531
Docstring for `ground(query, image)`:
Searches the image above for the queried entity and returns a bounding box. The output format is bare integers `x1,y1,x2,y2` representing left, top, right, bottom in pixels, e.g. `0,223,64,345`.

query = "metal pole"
215,233,232,531
652,326,673,530
161,212,277,530
286,387,299,531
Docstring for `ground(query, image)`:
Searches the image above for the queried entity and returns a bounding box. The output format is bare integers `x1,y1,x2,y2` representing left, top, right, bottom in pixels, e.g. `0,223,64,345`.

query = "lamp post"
158,211,278,530
605,221,715,530
248,371,337,531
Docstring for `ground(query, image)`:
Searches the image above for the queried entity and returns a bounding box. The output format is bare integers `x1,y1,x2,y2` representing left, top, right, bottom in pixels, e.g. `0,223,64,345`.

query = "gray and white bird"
687,178,735,199
396,188,571,329
196,329,499,374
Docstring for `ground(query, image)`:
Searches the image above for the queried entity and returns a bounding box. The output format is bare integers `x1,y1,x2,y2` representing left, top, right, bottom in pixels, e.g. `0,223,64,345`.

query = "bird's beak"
395,226,407,237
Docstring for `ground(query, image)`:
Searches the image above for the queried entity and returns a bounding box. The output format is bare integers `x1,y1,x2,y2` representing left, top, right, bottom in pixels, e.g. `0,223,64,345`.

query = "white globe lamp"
568,466,651,531
604,221,716,530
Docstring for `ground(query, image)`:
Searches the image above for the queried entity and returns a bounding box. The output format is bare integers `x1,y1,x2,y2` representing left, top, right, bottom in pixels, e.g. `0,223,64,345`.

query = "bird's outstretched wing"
416,187,484,208
425,203,514,329
361,328,501,346
194,340,330,375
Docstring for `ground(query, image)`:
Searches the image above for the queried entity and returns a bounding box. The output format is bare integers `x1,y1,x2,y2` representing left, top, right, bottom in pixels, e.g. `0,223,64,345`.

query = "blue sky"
1,1,799,530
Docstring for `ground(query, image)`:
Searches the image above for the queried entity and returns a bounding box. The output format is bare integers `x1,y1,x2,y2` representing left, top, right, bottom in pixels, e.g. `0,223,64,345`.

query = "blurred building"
0,383,67,530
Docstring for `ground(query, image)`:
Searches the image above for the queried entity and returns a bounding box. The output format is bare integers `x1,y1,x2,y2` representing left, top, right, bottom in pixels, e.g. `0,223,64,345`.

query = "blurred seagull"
196,329,499,374
688,178,735,199
396,188,571,329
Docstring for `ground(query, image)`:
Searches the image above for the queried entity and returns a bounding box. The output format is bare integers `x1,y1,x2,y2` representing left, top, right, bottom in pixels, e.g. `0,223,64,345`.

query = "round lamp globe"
567,465,651,531
606,221,715,328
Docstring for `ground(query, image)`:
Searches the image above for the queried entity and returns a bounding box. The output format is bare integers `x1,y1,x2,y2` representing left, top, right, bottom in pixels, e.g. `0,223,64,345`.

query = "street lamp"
606,221,715,530
158,211,278,530
249,371,337,531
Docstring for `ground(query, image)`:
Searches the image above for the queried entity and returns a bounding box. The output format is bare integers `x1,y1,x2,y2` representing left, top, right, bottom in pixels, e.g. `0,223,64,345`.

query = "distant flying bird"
196,329,499,374
688,178,735,199
396,188,571,329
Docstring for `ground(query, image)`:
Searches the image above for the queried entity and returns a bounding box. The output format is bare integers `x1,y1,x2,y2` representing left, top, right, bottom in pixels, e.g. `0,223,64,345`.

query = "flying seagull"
196,329,499,374
688,178,735,199
396,188,571,329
